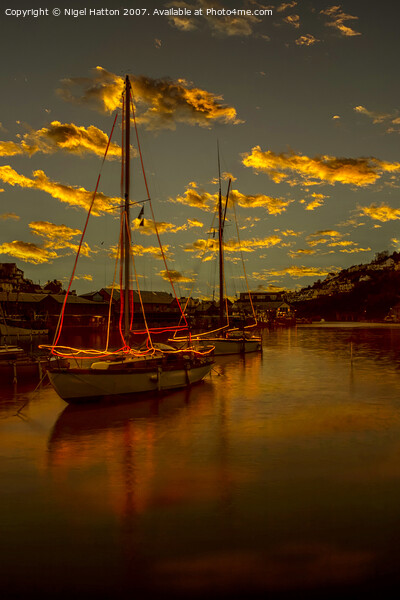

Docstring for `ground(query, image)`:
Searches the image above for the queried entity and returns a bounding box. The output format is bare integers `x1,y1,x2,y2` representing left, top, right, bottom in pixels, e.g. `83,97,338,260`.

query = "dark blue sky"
1,1,400,297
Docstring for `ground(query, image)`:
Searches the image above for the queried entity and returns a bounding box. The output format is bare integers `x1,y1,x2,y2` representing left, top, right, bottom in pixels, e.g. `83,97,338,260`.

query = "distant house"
80,288,181,325
0,263,25,292
0,291,109,329
43,279,64,294
234,291,293,321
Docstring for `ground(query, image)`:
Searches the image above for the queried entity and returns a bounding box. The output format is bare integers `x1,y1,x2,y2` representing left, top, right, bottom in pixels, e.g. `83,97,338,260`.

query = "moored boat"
44,75,214,403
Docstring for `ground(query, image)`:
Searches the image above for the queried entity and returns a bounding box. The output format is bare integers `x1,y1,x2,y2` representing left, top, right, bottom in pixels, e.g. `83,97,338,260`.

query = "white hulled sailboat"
45,75,214,403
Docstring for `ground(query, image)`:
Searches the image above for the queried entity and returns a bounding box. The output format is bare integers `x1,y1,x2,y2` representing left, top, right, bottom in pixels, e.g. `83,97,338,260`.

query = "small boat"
45,75,214,404
195,330,261,356
0,345,25,359
0,345,66,384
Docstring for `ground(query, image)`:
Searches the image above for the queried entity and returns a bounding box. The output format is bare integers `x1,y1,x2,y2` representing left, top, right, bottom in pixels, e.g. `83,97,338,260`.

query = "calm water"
1,325,400,599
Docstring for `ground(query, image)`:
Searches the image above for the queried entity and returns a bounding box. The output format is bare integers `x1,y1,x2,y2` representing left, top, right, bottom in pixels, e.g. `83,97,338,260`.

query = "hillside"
287,251,400,321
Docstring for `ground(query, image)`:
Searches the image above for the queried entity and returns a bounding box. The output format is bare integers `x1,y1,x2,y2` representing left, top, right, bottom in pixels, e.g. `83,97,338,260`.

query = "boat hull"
48,360,213,403
196,338,261,355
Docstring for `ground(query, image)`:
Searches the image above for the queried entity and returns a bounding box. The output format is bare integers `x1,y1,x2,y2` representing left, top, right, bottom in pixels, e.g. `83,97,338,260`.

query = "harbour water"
1,324,400,599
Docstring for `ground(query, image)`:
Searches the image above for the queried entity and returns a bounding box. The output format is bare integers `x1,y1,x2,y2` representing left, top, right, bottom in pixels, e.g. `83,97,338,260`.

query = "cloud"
166,0,262,37
159,269,195,282
295,34,320,46
288,249,316,258
277,1,297,12
0,241,58,264
0,212,20,220
230,190,294,214
0,121,121,159
354,105,400,133
328,240,355,247
320,5,361,37
339,247,371,253
132,74,242,130
171,182,293,214
0,165,120,214
29,220,92,257
19,121,121,158
170,185,217,211
263,265,340,278
358,203,400,222
132,217,203,235
132,244,171,259
283,14,300,28
58,66,241,130
0,141,23,157
73,274,93,281
354,105,390,125
276,229,303,237
57,66,124,113
302,192,328,211
184,234,282,255
242,146,400,187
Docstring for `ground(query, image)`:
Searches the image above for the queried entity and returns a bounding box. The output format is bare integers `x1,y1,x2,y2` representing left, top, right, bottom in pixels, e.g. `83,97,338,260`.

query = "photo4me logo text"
4,6,273,18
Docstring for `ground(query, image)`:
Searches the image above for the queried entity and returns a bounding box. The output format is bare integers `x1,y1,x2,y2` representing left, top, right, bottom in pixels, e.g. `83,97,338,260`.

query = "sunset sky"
1,1,400,298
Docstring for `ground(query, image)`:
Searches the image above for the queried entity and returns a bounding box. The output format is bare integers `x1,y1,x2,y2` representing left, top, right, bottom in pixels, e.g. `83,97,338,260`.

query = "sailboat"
45,75,214,404
173,150,262,356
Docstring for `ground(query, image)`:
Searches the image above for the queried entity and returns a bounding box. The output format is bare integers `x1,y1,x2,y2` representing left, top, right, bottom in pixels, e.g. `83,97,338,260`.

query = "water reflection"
2,327,400,598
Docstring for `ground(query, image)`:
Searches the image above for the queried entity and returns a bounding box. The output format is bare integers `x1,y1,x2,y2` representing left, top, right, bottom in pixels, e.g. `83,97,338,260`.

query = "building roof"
0,292,46,303
100,288,175,304
48,294,106,305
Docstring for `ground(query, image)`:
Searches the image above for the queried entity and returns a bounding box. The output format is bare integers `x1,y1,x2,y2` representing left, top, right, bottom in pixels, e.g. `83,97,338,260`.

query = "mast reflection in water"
1,325,400,599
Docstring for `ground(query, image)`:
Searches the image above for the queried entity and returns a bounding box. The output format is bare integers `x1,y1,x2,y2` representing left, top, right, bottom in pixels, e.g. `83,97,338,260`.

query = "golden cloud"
171,183,293,214
29,220,92,257
288,249,316,257
354,105,400,133
295,34,320,46
184,234,282,255
57,66,124,113
359,203,400,222
21,121,121,158
132,244,170,259
304,198,324,211
132,74,242,130
170,186,217,211
133,217,203,235
73,274,93,281
0,240,58,264
328,240,355,247
230,190,293,214
0,212,20,220
276,229,303,237
283,14,300,28
305,230,342,247
0,165,120,215
166,1,262,37
159,269,195,282
0,141,23,157
320,6,361,37
277,1,297,11
354,105,390,124
339,247,371,253
58,66,241,130
263,265,340,278
242,146,400,186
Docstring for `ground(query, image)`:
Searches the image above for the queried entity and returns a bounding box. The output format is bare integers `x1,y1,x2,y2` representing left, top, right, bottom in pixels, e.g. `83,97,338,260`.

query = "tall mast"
124,75,131,338
217,142,224,327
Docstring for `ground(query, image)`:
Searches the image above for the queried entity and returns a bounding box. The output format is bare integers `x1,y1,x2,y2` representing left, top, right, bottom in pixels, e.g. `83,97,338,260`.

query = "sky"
1,0,400,299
